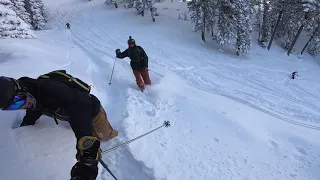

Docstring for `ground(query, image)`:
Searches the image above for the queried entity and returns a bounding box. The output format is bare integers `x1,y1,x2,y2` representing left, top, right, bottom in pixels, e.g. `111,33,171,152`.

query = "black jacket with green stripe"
18,77,101,140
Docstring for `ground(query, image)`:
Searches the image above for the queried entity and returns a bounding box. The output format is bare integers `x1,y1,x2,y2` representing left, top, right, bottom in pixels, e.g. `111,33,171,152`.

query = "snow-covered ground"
1,0,320,179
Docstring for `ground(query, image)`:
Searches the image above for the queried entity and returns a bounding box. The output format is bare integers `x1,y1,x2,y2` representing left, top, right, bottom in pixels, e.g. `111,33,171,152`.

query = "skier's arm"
140,47,149,68
69,106,100,180
116,49,128,59
20,110,42,126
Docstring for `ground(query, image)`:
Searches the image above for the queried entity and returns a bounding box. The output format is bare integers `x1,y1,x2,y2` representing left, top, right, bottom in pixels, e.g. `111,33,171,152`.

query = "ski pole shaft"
102,121,170,155
148,69,164,77
109,57,117,85
99,159,118,180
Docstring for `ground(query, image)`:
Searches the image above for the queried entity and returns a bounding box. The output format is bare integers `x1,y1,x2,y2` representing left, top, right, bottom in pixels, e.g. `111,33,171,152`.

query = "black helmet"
127,36,135,46
0,76,18,109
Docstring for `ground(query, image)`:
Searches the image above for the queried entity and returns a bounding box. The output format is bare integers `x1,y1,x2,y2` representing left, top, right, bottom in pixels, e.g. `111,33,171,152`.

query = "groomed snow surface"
1,0,320,179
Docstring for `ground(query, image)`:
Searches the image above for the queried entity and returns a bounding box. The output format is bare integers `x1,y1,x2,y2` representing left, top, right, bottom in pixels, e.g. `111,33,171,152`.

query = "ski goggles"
128,41,135,46
4,94,27,110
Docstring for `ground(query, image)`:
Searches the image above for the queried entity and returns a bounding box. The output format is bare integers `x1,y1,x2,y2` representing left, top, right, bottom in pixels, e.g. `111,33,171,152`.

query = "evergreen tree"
0,3,35,38
254,0,262,32
234,0,252,55
105,0,118,8
274,0,305,49
304,0,320,55
125,0,144,16
25,0,46,30
204,0,217,39
136,0,144,16
147,0,158,22
258,0,272,47
124,0,135,9
216,0,237,50
307,25,320,55
0,0,13,8
10,0,32,25
188,0,217,42
187,0,201,32
266,0,285,50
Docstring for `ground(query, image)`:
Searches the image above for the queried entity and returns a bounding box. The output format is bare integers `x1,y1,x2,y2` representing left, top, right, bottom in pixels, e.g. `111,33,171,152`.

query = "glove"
115,49,120,54
71,136,101,180
71,162,98,180
77,136,102,162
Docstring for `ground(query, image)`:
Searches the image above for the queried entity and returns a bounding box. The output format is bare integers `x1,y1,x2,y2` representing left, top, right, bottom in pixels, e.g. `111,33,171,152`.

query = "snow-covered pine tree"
216,0,237,51
125,0,144,16
0,3,35,38
136,0,144,16
304,0,320,55
0,0,13,8
205,0,218,38
38,0,47,22
274,0,305,49
257,0,272,47
105,0,114,6
25,0,46,30
188,0,216,42
266,0,285,50
234,0,252,55
124,0,158,21
187,0,201,32
254,0,262,33
307,25,320,55
124,0,135,9
146,0,158,22
105,0,118,8
9,0,32,25
302,0,320,12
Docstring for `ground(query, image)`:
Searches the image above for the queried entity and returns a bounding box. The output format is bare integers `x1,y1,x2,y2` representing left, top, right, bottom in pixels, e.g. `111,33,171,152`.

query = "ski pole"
102,121,170,155
109,57,117,85
148,69,164,77
99,159,118,180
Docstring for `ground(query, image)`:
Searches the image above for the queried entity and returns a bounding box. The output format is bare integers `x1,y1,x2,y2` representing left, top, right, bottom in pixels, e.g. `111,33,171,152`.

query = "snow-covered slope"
1,0,320,179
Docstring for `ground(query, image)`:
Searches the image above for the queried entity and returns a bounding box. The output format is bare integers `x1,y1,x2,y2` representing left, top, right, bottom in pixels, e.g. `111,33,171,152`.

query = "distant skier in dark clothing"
116,36,151,91
66,22,70,29
0,70,118,180
291,71,298,79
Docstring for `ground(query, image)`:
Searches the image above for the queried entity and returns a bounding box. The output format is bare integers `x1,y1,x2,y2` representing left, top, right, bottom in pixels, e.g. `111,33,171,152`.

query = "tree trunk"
287,24,304,56
301,25,319,55
260,0,269,45
211,26,214,37
267,9,283,50
287,14,308,56
202,16,206,42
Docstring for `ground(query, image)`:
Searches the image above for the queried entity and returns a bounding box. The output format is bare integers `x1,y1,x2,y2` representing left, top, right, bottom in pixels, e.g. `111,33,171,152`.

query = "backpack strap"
39,71,90,92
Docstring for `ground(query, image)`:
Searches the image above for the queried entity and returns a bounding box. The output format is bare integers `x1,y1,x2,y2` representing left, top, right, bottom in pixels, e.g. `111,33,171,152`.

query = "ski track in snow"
149,43,320,130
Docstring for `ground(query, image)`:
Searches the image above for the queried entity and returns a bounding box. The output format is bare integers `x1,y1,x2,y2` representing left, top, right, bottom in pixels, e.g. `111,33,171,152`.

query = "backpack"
38,70,91,93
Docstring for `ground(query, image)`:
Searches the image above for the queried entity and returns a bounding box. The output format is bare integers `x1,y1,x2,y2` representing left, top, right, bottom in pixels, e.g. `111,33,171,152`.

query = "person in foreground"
116,36,151,91
0,70,118,180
